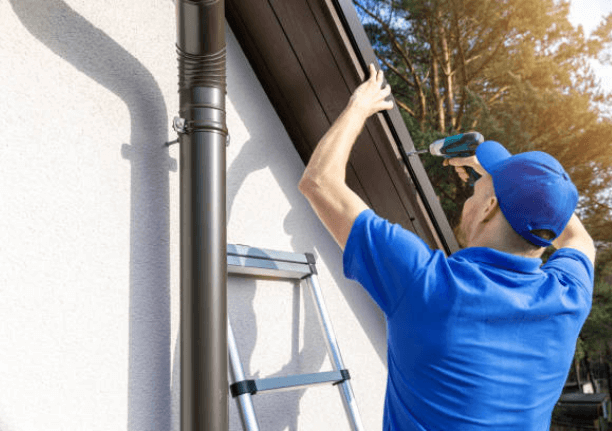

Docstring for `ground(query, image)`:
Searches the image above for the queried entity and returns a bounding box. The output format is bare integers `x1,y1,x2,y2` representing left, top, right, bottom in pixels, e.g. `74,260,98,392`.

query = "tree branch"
434,6,456,129
377,54,416,89
426,10,445,132
451,1,469,131
468,35,507,82
394,99,417,117
487,86,510,104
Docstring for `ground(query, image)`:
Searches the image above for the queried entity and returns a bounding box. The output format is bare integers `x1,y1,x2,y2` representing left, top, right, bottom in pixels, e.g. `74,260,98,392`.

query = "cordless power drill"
407,131,484,182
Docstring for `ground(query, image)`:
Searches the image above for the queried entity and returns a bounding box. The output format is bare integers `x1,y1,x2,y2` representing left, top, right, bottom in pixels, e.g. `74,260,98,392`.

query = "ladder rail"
228,320,260,431
305,274,364,431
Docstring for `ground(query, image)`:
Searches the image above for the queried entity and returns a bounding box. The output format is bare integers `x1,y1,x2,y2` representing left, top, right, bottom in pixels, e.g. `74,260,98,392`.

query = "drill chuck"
428,140,446,157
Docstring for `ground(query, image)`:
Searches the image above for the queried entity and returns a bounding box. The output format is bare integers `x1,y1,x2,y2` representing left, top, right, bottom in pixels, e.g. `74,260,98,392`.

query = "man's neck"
468,219,544,259
473,242,544,259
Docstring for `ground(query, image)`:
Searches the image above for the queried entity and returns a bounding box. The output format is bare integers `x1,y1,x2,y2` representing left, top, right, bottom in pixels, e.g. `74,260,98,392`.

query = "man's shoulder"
346,209,436,255
542,247,594,293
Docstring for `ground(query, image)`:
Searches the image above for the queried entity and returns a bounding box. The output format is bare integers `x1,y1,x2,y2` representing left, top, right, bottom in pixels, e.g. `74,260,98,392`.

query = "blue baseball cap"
475,141,578,247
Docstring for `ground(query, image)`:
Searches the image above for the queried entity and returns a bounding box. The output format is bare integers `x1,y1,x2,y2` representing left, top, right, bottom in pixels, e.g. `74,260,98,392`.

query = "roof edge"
327,0,459,255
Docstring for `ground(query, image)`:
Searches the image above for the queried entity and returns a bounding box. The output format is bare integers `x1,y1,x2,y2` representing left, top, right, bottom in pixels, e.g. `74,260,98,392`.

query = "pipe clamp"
165,117,190,146
165,117,230,147
173,116,189,135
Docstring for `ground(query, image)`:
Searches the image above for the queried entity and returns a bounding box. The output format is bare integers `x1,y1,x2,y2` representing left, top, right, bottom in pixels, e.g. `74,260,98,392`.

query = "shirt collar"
450,247,543,274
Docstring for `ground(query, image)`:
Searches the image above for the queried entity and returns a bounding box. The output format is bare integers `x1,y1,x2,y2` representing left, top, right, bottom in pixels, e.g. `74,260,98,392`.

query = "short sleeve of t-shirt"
542,248,595,297
343,209,434,316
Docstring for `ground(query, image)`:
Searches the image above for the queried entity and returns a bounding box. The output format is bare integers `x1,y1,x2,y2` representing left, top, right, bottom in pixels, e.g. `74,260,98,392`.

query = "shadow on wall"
222,26,387,430
225,154,324,430
8,2,175,431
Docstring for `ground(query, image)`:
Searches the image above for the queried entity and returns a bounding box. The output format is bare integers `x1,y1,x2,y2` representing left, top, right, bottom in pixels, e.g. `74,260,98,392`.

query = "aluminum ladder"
227,244,364,430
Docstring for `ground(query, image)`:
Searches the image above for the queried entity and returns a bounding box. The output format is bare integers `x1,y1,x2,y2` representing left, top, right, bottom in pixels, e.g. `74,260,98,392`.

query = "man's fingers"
367,63,386,86
443,156,473,182
351,64,393,114
450,166,469,183
444,154,487,178
446,155,477,167
368,63,376,81
382,99,394,111
378,84,393,110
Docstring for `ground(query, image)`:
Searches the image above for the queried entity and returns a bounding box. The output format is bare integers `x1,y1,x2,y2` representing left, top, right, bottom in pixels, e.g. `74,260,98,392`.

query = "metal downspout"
176,1,228,430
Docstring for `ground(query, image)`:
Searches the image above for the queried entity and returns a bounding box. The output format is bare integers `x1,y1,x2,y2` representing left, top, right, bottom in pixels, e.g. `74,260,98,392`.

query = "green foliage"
579,279,612,362
355,0,612,363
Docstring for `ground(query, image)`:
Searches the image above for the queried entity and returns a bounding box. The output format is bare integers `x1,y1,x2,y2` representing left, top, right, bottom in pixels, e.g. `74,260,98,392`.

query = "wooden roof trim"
323,0,459,254
268,0,432,235
227,0,422,234
226,0,373,210
226,0,459,254
301,0,435,238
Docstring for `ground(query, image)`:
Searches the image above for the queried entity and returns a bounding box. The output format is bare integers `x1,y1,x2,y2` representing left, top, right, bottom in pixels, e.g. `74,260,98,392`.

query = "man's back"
344,209,593,430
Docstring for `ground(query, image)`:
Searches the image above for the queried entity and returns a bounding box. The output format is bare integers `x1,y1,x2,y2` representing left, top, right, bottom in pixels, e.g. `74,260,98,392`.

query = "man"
298,64,595,430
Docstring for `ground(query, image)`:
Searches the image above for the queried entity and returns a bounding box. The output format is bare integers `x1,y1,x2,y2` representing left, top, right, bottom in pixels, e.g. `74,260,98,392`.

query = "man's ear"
482,196,499,223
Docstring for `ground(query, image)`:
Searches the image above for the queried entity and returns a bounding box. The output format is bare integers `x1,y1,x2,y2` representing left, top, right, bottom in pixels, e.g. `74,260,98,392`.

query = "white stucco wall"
0,1,387,430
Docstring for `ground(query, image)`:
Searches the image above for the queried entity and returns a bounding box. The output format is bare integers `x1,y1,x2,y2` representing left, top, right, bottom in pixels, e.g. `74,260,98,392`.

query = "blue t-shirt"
343,209,594,431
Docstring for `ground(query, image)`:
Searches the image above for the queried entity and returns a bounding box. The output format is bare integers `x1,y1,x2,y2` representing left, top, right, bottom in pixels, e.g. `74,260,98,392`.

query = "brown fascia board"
333,0,461,254
226,0,459,255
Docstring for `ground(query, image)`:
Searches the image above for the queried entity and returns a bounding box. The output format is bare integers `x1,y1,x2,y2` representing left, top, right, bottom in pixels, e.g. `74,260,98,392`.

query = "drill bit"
406,148,431,157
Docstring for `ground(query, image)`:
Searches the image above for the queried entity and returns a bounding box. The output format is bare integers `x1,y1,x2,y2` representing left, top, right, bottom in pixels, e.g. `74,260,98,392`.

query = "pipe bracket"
166,116,230,147
165,116,189,146
173,116,189,134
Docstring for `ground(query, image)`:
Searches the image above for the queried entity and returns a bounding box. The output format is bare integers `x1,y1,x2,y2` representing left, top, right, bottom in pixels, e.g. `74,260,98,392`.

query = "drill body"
427,132,484,158
408,132,484,183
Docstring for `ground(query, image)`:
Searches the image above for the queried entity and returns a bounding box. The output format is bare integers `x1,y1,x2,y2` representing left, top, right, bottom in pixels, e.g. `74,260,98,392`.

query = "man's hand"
347,64,394,119
443,155,488,183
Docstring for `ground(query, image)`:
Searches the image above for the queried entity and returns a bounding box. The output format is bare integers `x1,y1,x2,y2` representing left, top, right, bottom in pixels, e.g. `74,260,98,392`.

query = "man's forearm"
296,65,393,249
301,104,368,186
552,214,589,248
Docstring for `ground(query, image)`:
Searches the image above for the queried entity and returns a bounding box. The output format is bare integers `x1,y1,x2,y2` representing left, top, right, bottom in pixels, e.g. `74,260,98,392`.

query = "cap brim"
476,141,512,174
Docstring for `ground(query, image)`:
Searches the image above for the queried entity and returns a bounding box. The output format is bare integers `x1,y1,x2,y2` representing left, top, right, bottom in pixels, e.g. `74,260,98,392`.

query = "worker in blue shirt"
298,64,596,430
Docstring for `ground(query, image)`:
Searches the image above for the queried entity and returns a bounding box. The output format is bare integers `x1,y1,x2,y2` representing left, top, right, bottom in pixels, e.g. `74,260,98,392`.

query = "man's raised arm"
552,214,596,266
298,64,393,250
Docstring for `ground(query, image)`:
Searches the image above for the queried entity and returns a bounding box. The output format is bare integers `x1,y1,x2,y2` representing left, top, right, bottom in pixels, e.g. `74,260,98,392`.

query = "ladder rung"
228,244,309,265
228,255,311,279
227,244,316,280
230,370,350,397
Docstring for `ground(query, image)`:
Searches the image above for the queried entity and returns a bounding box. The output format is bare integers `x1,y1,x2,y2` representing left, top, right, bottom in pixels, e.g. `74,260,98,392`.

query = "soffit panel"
227,0,459,251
